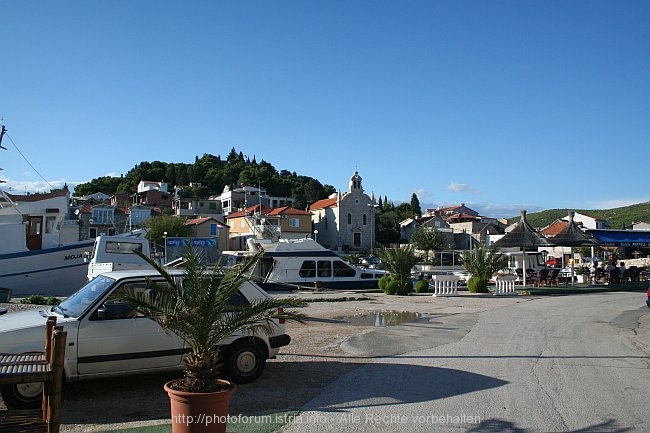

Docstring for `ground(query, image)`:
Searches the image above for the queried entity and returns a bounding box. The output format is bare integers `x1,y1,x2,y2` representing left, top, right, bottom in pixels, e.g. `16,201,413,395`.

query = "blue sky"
1,1,649,219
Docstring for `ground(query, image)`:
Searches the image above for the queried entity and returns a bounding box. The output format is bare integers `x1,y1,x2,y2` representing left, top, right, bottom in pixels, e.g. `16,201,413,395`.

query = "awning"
587,229,650,247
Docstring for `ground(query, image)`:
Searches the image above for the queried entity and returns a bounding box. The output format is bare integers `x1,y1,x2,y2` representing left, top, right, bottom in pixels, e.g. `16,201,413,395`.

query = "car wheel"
1,383,43,409
223,340,266,384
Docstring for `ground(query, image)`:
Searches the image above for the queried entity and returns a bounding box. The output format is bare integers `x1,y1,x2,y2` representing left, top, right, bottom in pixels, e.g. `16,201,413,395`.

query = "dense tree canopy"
73,149,335,209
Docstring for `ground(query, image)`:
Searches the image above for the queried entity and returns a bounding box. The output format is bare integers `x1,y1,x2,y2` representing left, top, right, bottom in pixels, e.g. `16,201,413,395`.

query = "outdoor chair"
533,268,550,287
592,268,605,284
609,269,620,284
515,268,524,285
548,268,560,286
621,267,638,283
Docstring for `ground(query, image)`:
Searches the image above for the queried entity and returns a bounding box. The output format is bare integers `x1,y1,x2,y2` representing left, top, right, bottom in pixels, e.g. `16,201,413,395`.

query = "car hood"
0,309,76,353
0,308,52,333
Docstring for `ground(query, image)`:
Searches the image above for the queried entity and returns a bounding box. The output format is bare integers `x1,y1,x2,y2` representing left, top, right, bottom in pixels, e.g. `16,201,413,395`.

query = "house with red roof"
225,204,312,250
184,216,230,253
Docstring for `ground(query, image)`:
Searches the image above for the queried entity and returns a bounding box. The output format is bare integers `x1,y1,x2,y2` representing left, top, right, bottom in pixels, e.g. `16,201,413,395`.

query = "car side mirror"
96,305,109,320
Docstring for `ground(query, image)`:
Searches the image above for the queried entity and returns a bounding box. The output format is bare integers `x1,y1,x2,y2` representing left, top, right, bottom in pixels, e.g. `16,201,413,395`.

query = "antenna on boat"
0,123,7,150
0,121,6,185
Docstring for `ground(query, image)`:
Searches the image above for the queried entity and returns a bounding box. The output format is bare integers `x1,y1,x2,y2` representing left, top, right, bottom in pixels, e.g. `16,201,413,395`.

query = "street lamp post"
367,204,376,253
163,231,168,264
313,229,318,243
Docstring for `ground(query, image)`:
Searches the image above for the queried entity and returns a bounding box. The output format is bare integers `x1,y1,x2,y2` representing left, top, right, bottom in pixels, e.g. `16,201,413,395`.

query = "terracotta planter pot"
164,379,236,433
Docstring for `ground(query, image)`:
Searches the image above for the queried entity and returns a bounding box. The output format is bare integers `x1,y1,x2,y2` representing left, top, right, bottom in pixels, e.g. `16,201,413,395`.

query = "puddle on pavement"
334,311,426,327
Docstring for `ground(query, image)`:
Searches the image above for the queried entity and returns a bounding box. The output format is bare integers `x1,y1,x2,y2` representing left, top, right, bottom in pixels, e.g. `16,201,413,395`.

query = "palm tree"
376,245,418,295
121,249,306,393
461,243,509,292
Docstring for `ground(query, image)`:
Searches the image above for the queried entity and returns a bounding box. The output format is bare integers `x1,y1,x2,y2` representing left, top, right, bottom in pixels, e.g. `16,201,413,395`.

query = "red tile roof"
185,216,227,227
268,206,311,216
7,189,68,202
309,197,337,210
540,220,568,236
226,204,275,219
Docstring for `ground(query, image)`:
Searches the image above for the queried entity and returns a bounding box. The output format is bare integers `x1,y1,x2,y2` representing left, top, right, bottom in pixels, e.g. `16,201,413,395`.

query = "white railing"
494,274,518,296
430,275,460,297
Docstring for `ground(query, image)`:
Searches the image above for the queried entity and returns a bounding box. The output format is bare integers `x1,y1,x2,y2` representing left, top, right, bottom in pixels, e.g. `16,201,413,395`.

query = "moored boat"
223,217,387,291
0,189,94,297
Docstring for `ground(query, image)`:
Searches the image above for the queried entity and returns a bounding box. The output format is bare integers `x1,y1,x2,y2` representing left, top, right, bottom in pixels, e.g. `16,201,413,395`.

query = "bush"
378,275,390,292
19,295,62,305
414,279,429,293
467,276,489,293
379,275,400,295
385,279,400,295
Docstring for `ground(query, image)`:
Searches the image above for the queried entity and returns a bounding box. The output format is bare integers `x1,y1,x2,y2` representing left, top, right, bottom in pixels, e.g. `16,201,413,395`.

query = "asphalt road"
278,292,650,433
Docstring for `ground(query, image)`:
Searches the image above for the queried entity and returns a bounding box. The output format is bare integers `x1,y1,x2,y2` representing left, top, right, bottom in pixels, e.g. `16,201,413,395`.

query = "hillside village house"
218,185,295,216
225,204,312,250
401,205,505,251
173,196,222,217
134,180,173,208
309,171,376,252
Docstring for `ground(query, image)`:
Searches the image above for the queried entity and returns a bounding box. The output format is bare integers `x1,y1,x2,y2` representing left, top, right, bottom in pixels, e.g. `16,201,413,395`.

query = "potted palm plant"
122,249,305,433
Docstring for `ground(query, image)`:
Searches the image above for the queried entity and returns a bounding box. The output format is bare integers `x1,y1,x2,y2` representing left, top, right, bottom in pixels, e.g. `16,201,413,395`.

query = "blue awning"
587,229,650,247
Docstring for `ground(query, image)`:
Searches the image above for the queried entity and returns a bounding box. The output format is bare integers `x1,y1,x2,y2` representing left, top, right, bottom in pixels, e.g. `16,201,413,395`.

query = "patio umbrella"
549,211,601,283
492,210,555,287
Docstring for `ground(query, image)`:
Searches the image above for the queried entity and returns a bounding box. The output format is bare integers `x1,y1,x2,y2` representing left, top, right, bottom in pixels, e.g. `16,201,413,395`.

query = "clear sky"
1,1,649,219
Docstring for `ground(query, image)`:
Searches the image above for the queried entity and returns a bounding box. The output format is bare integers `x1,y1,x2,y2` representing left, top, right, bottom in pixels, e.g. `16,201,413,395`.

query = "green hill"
511,202,650,230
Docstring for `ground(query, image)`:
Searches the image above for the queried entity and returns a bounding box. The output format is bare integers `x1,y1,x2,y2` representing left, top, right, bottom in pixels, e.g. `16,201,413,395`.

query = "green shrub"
384,279,399,295
378,275,391,292
46,297,61,305
20,294,47,305
19,295,62,305
467,276,489,293
414,279,429,293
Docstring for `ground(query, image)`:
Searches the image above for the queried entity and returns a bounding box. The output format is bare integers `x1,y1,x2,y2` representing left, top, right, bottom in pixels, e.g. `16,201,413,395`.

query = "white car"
0,269,292,409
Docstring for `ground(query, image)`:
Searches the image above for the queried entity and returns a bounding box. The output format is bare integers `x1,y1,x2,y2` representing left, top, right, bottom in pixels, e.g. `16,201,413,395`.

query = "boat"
0,189,94,297
222,217,387,291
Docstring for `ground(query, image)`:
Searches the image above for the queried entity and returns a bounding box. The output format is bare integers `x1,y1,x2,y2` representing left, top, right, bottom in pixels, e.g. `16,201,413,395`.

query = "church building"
309,170,376,252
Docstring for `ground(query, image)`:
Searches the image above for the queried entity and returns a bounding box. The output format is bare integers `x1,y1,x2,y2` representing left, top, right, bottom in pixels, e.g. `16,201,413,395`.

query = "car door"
76,278,185,376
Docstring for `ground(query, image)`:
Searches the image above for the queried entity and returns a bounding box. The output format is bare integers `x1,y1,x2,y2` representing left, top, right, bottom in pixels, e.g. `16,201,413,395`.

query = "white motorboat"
223,219,387,291
0,189,94,297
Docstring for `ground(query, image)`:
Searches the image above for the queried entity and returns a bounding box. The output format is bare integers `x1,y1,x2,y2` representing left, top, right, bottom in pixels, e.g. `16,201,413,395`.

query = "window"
210,223,218,236
95,281,153,320
45,216,58,234
89,228,98,238
353,232,361,248
299,260,316,278
92,208,114,224
348,213,352,225
105,241,143,255
240,220,245,229
289,218,300,228
317,261,332,278
363,214,367,225
224,290,251,312
333,261,356,277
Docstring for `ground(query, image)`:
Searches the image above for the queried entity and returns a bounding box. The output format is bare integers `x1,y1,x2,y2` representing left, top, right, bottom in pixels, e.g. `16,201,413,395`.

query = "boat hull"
0,241,94,297
259,279,380,292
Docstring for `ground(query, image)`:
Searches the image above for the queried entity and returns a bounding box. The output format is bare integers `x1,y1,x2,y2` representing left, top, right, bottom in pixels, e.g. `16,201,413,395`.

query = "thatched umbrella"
493,210,555,286
550,211,601,283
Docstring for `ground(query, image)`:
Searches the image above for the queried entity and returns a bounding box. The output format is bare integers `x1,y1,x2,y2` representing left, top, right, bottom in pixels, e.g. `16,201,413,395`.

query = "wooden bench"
0,316,67,433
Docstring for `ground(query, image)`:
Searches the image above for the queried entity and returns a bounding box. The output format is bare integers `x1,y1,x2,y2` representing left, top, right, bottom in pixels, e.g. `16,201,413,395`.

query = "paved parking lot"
2,292,528,432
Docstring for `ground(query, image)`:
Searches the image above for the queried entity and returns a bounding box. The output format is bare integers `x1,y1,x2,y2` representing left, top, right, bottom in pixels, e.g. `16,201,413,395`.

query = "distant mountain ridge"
510,202,650,230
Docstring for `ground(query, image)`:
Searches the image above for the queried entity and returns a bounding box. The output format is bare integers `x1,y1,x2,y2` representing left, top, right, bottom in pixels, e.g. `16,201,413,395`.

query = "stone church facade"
309,171,376,252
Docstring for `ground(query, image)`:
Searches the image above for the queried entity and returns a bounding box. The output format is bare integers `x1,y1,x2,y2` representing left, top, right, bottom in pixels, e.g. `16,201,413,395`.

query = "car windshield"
53,275,117,318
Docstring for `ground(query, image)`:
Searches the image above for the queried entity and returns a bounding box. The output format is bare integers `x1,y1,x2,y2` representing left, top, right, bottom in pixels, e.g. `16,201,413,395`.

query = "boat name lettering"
65,253,83,260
